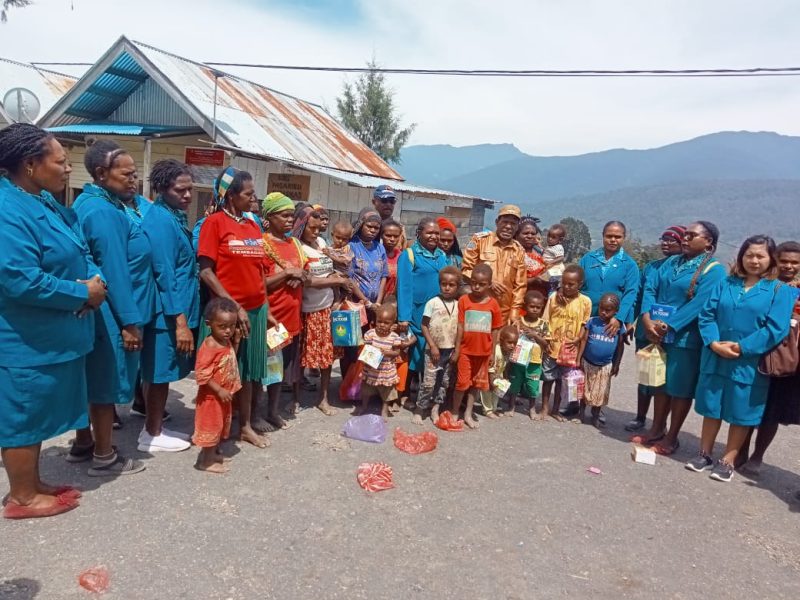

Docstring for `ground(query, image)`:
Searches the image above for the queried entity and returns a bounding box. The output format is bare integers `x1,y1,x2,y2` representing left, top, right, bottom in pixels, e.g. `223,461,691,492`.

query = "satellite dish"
2,88,41,123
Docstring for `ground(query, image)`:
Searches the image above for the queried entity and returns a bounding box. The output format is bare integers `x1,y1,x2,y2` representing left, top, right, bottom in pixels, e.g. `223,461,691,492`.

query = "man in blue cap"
372,185,397,220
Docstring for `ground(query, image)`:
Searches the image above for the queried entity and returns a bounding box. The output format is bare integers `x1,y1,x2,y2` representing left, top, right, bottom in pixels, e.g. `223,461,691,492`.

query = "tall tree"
559,216,592,262
1,0,32,23
336,60,416,164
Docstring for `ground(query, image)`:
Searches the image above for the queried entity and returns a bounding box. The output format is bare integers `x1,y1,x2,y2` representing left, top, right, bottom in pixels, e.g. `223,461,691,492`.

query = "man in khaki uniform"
461,204,527,323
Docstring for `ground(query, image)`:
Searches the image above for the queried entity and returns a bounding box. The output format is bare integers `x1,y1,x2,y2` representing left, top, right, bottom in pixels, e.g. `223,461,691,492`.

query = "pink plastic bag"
393,428,438,454
434,410,464,432
357,462,394,492
78,566,109,594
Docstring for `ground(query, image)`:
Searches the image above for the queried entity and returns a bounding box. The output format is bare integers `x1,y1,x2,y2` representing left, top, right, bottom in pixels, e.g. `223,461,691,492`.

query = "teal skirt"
665,346,700,400
199,303,268,382
0,357,89,447
85,305,139,405
141,324,197,384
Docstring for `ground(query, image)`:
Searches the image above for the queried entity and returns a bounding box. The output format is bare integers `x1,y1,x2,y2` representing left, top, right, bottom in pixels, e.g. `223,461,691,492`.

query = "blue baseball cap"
373,185,396,200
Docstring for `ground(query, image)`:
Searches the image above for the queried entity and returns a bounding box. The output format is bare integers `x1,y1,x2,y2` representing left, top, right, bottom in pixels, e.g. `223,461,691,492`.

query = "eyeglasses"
683,232,707,241
376,197,396,204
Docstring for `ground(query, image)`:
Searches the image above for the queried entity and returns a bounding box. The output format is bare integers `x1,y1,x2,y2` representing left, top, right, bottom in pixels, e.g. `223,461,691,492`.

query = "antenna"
2,88,42,123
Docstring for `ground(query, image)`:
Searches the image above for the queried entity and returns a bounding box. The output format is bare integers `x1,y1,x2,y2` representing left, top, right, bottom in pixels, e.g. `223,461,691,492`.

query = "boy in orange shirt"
452,264,504,429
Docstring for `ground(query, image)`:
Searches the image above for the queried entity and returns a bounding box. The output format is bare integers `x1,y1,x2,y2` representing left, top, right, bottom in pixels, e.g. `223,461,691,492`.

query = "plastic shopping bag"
262,349,284,387
338,360,364,402
393,428,438,454
434,410,464,432
560,368,585,404
341,414,387,443
636,344,666,387
357,462,394,492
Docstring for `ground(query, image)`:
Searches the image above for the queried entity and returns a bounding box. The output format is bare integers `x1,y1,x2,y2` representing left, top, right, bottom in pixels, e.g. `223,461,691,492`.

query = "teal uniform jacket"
579,248,640,323
397,242,448,371
640,255,726,350
633,257,669,349
143,200,200,331
698,277,794,387
73,183,159,403
0,177,100,367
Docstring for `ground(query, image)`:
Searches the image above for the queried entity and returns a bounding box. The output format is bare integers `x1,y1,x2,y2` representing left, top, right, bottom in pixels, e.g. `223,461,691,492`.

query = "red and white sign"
184,147,225,167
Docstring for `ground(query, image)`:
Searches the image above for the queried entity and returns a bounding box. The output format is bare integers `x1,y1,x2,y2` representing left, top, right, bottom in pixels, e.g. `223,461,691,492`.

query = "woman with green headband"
262,191,309,426
198,167,276,449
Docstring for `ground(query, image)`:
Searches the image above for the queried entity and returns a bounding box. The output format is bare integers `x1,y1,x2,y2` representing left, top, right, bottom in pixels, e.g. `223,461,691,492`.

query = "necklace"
222,207,245,223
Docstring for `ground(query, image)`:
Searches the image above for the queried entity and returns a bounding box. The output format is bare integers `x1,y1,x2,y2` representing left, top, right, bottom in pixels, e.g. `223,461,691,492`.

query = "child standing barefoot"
480,326,517,418
538,265,592,422
358,304,403,420
452,264,503,429
193,298,242,474
576,293,625,428
415,266,460,425
515,290,549,419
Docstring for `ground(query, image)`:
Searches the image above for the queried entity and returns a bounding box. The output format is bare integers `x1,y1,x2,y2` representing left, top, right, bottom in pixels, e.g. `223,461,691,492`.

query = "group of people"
1,122,798,520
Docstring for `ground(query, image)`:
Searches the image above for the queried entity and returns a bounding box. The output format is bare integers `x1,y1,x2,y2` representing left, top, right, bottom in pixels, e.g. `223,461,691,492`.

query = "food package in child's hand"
338,360,363,401
636,344,666,387
556,341,579,367
341,414,387,443
266,322,290,350
510,336,534,365
332,309,362,346
434,410,464,432
357,462,394,492
493,378,511,398
394,428,438,454
560,368,585,404
262,349,284,387
358,344,384,369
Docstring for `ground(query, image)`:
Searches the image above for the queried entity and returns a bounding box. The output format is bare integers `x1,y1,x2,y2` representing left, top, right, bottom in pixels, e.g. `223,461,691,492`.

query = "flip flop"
653,439,680,456
629,433,664,446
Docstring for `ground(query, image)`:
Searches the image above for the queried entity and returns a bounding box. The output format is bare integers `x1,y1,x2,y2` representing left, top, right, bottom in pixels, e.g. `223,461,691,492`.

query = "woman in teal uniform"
70,140,159,477
635,221,726,455
139,159,199,453
0,124,106,519
579,221,641,335
686,235,794,482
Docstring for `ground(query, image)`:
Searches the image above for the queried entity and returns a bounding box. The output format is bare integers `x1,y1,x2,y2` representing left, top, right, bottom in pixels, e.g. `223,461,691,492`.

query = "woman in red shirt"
262,192,308,427
198,168,273,449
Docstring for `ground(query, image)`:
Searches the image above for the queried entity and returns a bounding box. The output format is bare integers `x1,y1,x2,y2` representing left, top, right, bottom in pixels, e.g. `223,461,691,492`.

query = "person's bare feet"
317,401,337,416
411,411,424,426
485,411,500,420
266,415,291,430
389,402,401,414
430,405,440,423
250,416,272,433
505,406,515,417
464,415,480,429
551,413,566,422
286,401,300,415
239,425,269,448
195,460,228,474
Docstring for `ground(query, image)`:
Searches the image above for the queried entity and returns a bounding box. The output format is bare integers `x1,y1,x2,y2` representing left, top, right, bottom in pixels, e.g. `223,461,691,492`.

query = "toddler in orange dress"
192,298,242,474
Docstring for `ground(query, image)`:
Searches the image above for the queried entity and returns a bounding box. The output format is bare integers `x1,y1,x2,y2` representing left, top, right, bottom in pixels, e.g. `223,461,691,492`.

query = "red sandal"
3,493,80,520
653,439,680,456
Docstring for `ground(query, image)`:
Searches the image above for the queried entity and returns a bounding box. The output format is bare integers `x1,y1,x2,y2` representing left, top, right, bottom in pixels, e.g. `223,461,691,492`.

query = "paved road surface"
2,359,799,599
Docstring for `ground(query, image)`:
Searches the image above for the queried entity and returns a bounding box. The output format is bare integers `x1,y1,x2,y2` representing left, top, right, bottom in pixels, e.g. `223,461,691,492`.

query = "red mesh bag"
434,410,464,432
356,462,394,492
393,428,438,454
78,566,110,594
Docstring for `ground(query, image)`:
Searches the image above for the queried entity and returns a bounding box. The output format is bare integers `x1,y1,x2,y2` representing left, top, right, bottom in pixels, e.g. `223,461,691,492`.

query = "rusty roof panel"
131,41,402,180
0,58,76,120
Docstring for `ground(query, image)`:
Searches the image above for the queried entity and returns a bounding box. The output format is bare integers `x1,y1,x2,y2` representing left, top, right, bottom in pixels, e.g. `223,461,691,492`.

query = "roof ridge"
129,39,327,111
0,56,77,80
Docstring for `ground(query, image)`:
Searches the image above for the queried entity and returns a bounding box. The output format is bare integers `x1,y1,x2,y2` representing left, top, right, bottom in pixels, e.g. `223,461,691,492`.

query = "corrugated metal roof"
39,36,402,180
47,123,200,136
0,58,76,121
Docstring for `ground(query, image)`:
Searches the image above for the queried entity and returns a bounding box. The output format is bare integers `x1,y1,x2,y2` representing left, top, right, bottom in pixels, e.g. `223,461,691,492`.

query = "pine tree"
1,0,32,23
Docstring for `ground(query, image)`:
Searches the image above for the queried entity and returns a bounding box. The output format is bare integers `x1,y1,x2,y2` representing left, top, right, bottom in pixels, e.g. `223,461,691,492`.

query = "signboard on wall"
184,147,226,185
267,173,310,202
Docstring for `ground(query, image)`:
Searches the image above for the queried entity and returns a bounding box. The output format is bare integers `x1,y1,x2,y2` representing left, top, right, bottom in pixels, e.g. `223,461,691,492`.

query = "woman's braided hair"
149,159,193,194
0,123,54,176
686,220,719,299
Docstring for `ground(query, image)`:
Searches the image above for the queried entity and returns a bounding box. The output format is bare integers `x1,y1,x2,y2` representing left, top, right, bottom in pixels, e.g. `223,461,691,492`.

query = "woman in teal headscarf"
70,140,159,477
0,124,106,518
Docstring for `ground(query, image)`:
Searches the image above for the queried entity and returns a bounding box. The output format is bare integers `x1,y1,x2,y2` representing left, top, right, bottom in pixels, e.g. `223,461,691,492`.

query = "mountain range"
398,132,800,257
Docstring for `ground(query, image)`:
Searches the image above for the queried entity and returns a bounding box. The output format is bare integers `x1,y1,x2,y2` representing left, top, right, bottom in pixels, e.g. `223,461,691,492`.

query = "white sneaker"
161,427,192,442
137,430,190,453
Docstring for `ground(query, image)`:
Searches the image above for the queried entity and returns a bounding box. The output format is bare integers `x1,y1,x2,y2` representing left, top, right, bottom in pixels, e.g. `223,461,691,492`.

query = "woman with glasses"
625,226,686,432
686,235,794,482
634,221,726,455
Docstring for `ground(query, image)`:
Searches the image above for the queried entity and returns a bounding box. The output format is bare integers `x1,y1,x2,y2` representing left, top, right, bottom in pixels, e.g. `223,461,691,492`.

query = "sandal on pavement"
653,439,680,456
88,451,146,477
629,433,663,446
3,493,79,519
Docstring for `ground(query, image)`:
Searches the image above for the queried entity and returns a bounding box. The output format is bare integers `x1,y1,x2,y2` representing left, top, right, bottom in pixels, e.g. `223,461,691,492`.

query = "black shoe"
560,403,579,418
129,405,172,423
709,459,734,482
624,417,645,432
65,441,94,463
685,453,713,473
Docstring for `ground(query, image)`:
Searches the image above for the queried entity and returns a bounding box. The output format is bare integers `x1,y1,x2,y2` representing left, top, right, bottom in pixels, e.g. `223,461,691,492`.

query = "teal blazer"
0,177,100,367
579,248,640,323
698,276,794,385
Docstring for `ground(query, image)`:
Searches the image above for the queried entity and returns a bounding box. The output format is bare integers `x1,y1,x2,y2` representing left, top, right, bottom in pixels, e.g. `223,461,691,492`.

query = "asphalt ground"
2,358,799,599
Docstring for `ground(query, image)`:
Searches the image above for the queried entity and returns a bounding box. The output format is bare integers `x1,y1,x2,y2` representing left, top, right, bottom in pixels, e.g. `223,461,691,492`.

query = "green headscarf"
262,191,294,215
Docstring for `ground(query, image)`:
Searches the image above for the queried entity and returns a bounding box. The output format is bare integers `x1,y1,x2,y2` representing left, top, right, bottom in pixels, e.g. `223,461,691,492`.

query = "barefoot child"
539,265,592,421
452,264,504,429
192,298,242,474
540,223,567,293
515,290,549,419
576,293,625,427
415,266,460,424
358,304,403,420
480,326,518,418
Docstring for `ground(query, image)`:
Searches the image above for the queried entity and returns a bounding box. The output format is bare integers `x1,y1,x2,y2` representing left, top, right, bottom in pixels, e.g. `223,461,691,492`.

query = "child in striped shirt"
357,304,403,420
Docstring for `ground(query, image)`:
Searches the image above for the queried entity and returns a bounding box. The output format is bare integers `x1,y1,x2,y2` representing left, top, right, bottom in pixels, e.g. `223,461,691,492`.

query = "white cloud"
2,0,799,155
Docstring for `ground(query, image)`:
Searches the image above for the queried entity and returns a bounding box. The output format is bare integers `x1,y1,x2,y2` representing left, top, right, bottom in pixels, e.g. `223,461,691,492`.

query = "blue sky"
2,0,800,155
